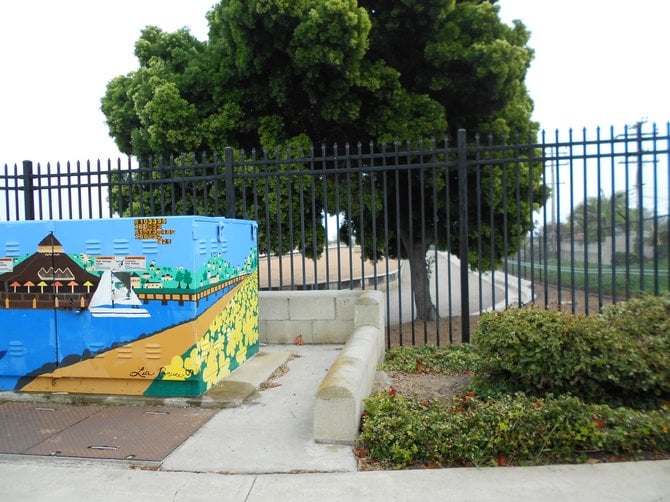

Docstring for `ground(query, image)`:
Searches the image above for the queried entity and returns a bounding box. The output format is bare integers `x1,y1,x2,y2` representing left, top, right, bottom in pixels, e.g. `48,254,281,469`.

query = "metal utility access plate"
0,401,216,462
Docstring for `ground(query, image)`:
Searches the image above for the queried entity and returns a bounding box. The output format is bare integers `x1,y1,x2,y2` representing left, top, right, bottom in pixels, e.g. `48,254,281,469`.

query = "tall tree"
101,0,547,320
342,0,544,319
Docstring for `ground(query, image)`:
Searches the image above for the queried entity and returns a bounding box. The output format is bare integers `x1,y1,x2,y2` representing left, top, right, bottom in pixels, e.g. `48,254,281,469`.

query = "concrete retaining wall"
259,289,385,444
259,290,361,344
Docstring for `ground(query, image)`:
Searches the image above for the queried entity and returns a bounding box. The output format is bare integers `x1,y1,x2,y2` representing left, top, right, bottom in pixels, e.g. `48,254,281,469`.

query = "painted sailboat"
89,270,150,318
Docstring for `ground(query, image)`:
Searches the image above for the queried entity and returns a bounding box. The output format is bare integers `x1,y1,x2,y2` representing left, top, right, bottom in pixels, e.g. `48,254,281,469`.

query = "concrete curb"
200,349,292,407
314,290,385,444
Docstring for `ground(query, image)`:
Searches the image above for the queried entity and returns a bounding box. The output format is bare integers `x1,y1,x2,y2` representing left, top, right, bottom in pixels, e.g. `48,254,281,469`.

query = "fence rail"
2,124,669,346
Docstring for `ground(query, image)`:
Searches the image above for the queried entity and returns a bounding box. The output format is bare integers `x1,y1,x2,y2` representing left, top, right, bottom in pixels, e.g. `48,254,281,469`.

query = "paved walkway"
161,345,355,474
1,345,669,501
1,458,668,501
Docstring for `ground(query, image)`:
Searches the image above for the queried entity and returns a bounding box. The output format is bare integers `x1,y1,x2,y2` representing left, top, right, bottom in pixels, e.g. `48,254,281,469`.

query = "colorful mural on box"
0,217,259,397
146,273,259,396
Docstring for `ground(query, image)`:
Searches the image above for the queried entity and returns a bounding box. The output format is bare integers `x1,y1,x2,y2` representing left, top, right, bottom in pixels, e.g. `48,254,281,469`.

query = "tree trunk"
400,231,438,321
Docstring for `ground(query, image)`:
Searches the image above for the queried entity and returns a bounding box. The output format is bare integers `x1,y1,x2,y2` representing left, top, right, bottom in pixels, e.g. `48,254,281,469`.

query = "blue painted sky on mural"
0,0,667,167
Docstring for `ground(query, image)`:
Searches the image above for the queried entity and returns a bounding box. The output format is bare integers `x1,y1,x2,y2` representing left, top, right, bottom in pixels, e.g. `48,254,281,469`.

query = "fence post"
635,123,644,292
457,130,470,343
224,147,236,218
22,160,35,220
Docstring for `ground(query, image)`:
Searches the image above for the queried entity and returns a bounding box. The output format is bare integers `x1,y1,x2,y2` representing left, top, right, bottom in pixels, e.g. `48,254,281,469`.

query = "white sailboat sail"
89,270,150,318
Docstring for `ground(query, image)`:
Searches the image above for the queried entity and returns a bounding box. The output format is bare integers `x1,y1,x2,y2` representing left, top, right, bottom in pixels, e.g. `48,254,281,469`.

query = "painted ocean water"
0,284,236,390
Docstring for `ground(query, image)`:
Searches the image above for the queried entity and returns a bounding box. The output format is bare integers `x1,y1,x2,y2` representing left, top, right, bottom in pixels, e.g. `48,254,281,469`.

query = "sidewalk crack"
244,475,258,502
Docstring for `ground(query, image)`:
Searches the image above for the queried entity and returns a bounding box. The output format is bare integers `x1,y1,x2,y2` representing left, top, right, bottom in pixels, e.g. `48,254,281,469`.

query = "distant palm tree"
567,190,641,243
646,217,669,260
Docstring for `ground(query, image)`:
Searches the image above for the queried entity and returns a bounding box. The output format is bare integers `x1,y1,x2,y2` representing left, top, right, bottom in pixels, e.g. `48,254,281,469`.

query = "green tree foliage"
101,0,547,319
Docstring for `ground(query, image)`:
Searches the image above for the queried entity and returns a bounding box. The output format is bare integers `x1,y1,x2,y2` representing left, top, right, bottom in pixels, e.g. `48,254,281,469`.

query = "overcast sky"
0,0,668,166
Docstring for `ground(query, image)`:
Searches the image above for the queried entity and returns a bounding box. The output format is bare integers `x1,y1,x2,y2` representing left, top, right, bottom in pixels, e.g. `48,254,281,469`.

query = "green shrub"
474,307,603,398
597,295,670,397
359,392,670,468
474,295,670,405
599,294,670,340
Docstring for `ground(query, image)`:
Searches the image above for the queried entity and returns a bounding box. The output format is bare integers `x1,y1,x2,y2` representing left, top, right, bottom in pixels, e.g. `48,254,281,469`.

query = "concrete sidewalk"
1,456,668,501
0,344,669,501
162,345,356,474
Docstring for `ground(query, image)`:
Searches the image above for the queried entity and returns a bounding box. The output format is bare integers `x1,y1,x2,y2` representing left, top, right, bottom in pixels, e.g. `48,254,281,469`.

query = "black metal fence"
2,124,669,346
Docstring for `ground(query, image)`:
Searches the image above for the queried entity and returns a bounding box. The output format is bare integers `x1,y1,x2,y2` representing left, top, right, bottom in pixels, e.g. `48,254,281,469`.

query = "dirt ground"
372,370,471,403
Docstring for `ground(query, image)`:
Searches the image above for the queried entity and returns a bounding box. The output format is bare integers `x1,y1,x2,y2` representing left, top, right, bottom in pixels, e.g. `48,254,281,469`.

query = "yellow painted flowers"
158,270,259,390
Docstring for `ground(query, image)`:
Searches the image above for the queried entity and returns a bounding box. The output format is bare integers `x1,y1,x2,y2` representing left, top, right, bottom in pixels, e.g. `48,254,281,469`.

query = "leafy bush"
381,344,480,374
599,294,670,340
359,392,670,469
597,295,670,397
360,296,670,470
474,295,670,405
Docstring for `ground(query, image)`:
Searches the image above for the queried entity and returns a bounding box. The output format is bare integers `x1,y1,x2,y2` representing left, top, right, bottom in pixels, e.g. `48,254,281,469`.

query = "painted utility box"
0,216,258,397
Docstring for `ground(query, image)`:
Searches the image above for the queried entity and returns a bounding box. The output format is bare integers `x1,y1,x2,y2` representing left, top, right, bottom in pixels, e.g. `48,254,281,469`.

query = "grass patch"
507,259,669,296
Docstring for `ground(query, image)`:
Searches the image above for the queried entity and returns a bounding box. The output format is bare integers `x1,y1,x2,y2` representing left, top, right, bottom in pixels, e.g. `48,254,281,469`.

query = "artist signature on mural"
157,367,195,379
128,366,195,379
129,367,155,378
